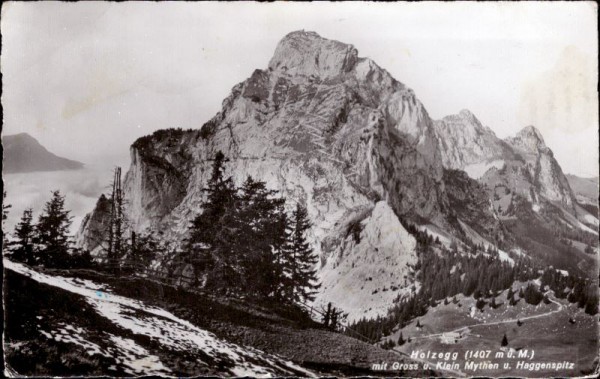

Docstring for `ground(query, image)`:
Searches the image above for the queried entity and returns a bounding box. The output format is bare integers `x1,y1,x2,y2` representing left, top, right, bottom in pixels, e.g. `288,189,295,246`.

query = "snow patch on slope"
497,250,515,265
108,335,171,376
4,260,315,378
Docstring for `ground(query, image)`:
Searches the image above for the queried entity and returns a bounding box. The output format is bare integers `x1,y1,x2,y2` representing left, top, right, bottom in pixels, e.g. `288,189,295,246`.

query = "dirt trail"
415,297,564,340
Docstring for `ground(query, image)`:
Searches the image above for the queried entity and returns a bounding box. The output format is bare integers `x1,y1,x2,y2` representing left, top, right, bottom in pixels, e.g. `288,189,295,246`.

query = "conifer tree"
187,151,238,289
11,209,36,265
35,191,72,267
543,295,551,305
501,333,508,347
126,231,161,273
322,302,332,327
476,297,486,311
506,287,514,300
283,202,320,303
325,304,347,331
237,176,287,298
398,332,405,346
584,286,598,315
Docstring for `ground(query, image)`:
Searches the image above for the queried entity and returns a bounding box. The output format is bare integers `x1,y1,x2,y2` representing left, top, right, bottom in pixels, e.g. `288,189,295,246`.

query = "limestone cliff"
78,31,504,319
433,110,578,217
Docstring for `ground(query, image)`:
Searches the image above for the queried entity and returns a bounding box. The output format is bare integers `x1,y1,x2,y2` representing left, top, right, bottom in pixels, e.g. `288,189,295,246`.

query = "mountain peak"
2,132,84,173
511,125,546,149
458,109,476,119
456,109,484,127
3,132,40,144
433,110,509,171
438,109,486,134
441,109,482,127
268,30,358,79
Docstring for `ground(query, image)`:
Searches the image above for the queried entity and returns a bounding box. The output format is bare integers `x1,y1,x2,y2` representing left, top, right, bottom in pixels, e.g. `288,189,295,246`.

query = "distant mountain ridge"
432,110,598,267
433,111,577,210
2,133,84,174
566,174,599,215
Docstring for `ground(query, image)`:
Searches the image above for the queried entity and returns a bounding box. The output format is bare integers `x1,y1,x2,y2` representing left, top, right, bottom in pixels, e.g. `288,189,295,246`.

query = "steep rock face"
79,31,496,317
268,31,358,79
503,126,575,208
442,169,510,246
433,110,576,214
125,130,196,231
110,31,449,242
316,201,417,322
432,110,514,173
76,194,111,254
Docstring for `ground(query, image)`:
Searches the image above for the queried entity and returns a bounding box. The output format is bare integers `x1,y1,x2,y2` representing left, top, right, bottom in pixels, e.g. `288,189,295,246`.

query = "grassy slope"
390,291,598,377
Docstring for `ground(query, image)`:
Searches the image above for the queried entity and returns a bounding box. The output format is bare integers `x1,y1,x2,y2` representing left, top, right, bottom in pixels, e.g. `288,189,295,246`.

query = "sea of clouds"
3,165,117,236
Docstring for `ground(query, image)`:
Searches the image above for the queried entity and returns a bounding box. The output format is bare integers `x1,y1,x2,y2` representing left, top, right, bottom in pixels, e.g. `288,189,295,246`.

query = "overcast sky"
2,2,598,176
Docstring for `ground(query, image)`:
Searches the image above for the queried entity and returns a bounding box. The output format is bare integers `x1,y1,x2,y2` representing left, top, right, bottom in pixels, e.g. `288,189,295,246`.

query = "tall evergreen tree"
398,332,405,346
11,208,36,265
283,203,320,303
322,302,332,328
125,231,161,274
237,176,287,298
187,151,238,289
35,191,72,267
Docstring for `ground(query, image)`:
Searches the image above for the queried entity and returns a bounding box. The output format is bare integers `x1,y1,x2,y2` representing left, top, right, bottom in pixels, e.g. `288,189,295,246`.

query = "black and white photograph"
1,1,598,377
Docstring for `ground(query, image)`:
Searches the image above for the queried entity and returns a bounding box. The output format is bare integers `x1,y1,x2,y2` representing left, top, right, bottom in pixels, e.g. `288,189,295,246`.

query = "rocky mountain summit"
502,125,575,208
433,109,515,173
433,110,582,219
79,31,596,320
